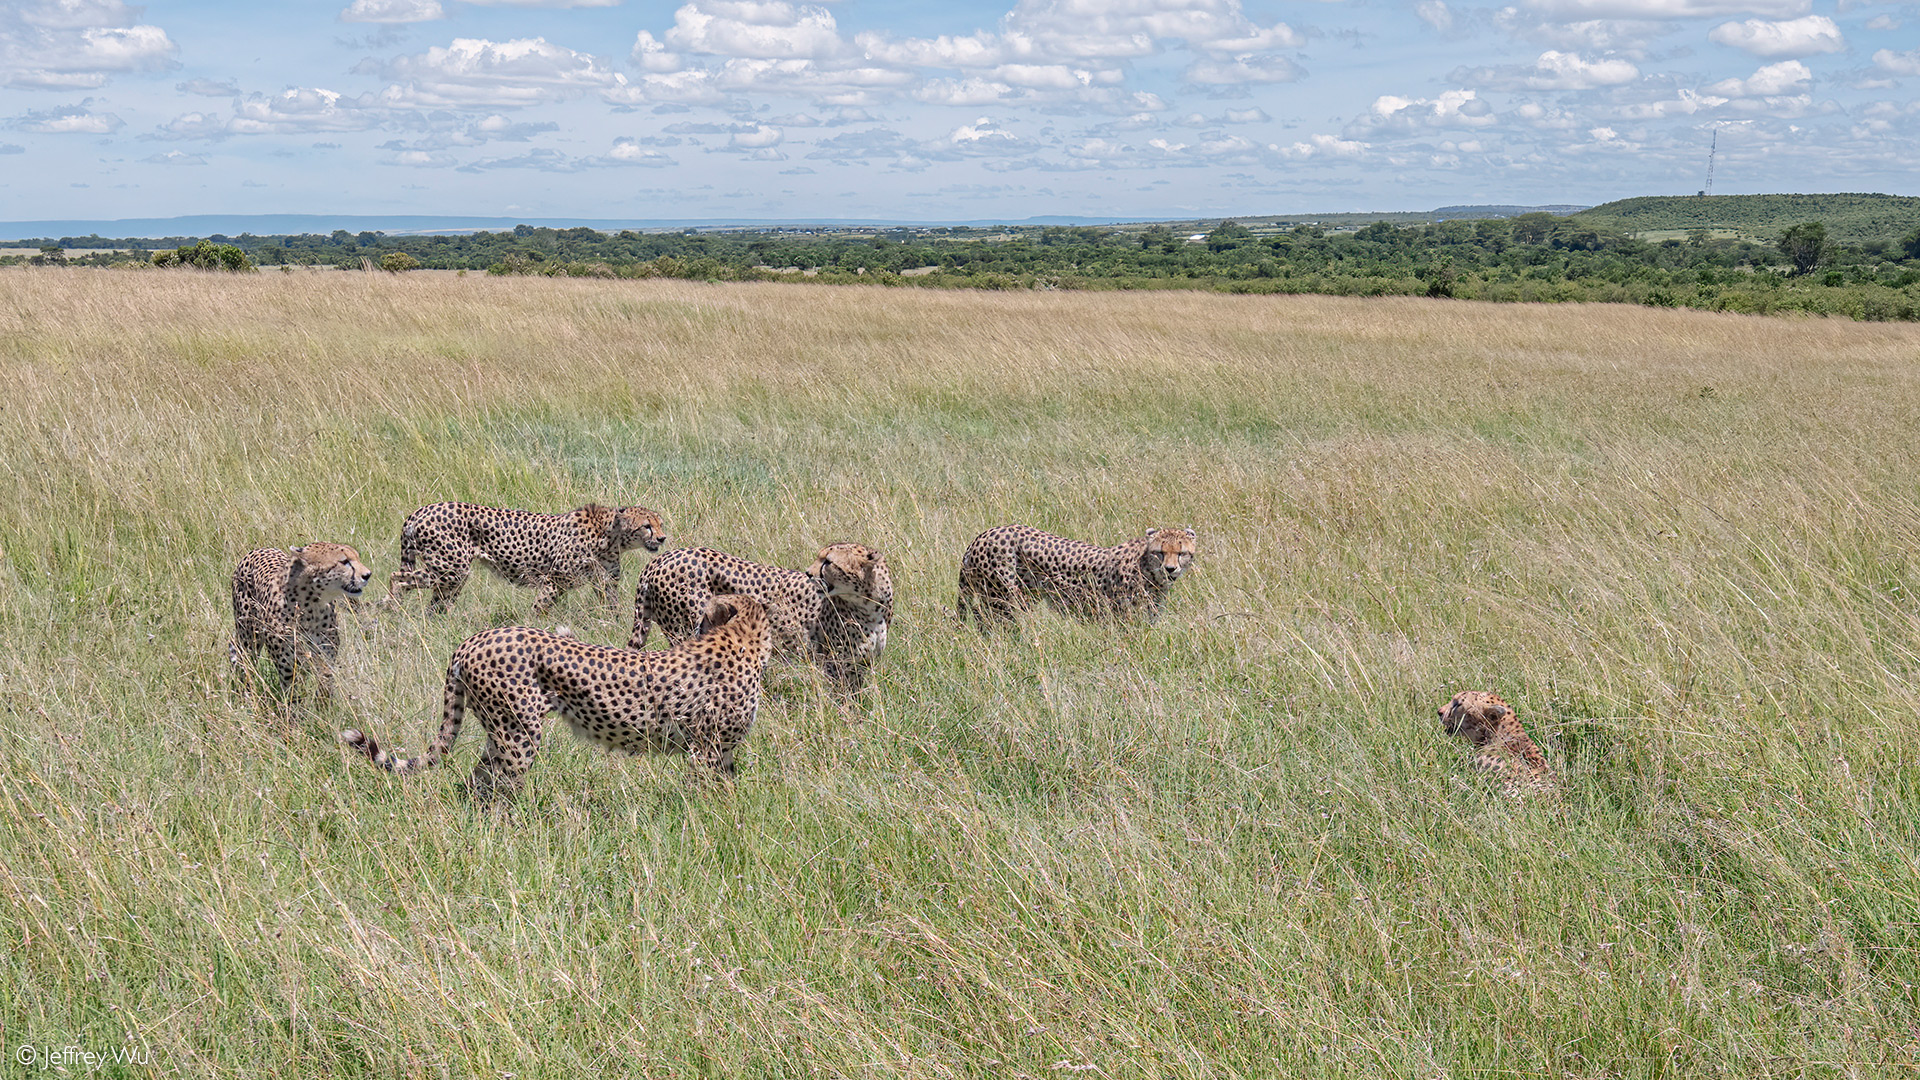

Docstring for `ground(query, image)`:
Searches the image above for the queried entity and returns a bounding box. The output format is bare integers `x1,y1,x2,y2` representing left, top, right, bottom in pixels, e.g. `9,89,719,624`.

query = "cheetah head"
289,542,373,600
1140,527,1197,582
1438,690,1512,749
811,543,892,615
604,505,668,553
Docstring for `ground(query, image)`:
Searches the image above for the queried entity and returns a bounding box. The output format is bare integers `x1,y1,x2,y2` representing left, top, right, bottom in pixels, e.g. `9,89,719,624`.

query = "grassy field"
2,268,1919,1077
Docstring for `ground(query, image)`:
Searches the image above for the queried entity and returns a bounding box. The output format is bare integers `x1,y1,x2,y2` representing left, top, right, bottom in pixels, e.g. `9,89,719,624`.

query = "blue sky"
1,0,1915,224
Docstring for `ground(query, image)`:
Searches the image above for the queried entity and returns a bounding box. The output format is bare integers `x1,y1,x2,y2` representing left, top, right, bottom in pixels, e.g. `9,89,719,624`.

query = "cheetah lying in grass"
1438,690,1557,798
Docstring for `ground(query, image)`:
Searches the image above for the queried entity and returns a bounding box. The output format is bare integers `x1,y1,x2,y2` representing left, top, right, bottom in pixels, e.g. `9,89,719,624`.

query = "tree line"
9,213,1920,322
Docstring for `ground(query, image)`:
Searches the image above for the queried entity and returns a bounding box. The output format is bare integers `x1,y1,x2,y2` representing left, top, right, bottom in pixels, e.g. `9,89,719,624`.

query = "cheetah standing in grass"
957,525,1197,628
229,543,373,699
340,594,774,801
385,501,666,615
629,544,892,694
1437,690,1557,798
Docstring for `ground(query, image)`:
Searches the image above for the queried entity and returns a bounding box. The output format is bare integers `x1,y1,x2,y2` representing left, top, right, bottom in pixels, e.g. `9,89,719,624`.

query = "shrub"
152,240,253,272
380,251,421,273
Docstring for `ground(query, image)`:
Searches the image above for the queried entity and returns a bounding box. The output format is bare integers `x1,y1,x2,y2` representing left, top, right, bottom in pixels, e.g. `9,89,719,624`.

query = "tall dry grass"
2,267,1918,1077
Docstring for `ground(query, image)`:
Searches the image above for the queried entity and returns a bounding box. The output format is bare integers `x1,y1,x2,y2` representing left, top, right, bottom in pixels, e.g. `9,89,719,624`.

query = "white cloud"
1184,54,1304,85
604,69,728,106
142,149,204,164
1520,0,1807,17
1360,89,1497,133
1416,1,1453,32
369,38,617,108
913,76,1017,106
10,103,122,132
856,31,1006,69
1864,15,1897,32
714,57,917,106
2,4,177,90
229,87,374,134
1614,87,1728,118
665,1,848,61
608,138,677,165
1874,49,1920,76
1707,59,1810,97
340,0,445,23
729,122,783,147
631,31,684,72
1708,15,1842,58
1525,50,1638,89
1275,132,1364,158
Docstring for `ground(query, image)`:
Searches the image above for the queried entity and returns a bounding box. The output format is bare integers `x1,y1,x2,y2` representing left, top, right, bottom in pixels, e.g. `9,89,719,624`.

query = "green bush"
151,240,253,272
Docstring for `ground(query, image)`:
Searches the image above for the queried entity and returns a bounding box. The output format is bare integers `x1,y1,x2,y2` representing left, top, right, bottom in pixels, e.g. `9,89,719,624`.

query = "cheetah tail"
337,657,468,776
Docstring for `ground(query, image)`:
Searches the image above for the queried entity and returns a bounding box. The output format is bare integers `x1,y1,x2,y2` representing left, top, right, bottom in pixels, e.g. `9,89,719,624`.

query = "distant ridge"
0,213,1144,242
1,205,1593,242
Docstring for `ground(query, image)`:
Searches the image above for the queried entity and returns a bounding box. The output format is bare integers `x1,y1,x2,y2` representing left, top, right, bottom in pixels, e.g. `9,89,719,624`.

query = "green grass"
2,269,1919,1077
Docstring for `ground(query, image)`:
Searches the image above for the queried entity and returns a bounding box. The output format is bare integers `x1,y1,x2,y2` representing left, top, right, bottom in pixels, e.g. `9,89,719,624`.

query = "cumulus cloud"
1184,54,1304,85
340,0,445,23
608,137,677,165
1708,15,1843,58
665,1,848,61
2,3,178,90
604,69,729,106
142,149,205,164
1358,89,1496,133
1275,132,1365,158
1519,0,1807,17
728,122,783,147
1525,50,1638,89
9,102,123,132
1707,59,1810,98
368,37,616,108
0,142,22,152
1874,49,1920,77
1416,1,1453,32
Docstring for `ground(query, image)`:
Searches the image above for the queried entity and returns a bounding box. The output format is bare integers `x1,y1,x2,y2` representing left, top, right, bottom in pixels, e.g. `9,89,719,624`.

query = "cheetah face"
1438,690,1510,748
292,542,373,599
612,507,668,553
811,543,892,611
1142,527,1197,581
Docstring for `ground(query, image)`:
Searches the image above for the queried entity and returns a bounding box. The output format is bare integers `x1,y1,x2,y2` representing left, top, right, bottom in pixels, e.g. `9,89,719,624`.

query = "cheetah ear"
1183,527,1196,540
698,596,737,634
1486,704,1510,721
287,546,311,572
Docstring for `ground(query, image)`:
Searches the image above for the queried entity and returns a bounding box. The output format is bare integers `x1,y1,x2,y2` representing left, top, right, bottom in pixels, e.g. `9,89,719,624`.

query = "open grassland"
3,269,1919,1077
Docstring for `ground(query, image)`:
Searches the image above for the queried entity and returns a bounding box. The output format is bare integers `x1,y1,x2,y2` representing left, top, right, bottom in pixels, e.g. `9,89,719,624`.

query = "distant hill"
0,206,1591,243
0,213,1141,242
1574,193,1920,245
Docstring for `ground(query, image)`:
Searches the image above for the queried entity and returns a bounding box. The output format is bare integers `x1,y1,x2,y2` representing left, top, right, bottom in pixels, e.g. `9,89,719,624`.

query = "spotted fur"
957,524,1196,627
340,594,774,801
385,501,666,615
1438,690,1557,798
629,544,892,693
229,543,373,698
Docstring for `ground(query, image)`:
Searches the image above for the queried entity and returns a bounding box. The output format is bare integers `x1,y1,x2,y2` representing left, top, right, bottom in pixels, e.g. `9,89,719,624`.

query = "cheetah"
340,593,774,801
229,543,374,698
629,544,892,693
385,501,666,615
957,525,1196,628
1437,690,1557,798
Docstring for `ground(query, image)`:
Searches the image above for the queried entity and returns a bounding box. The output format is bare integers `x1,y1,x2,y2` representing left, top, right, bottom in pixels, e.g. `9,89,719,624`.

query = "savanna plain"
2,269,1918,1078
